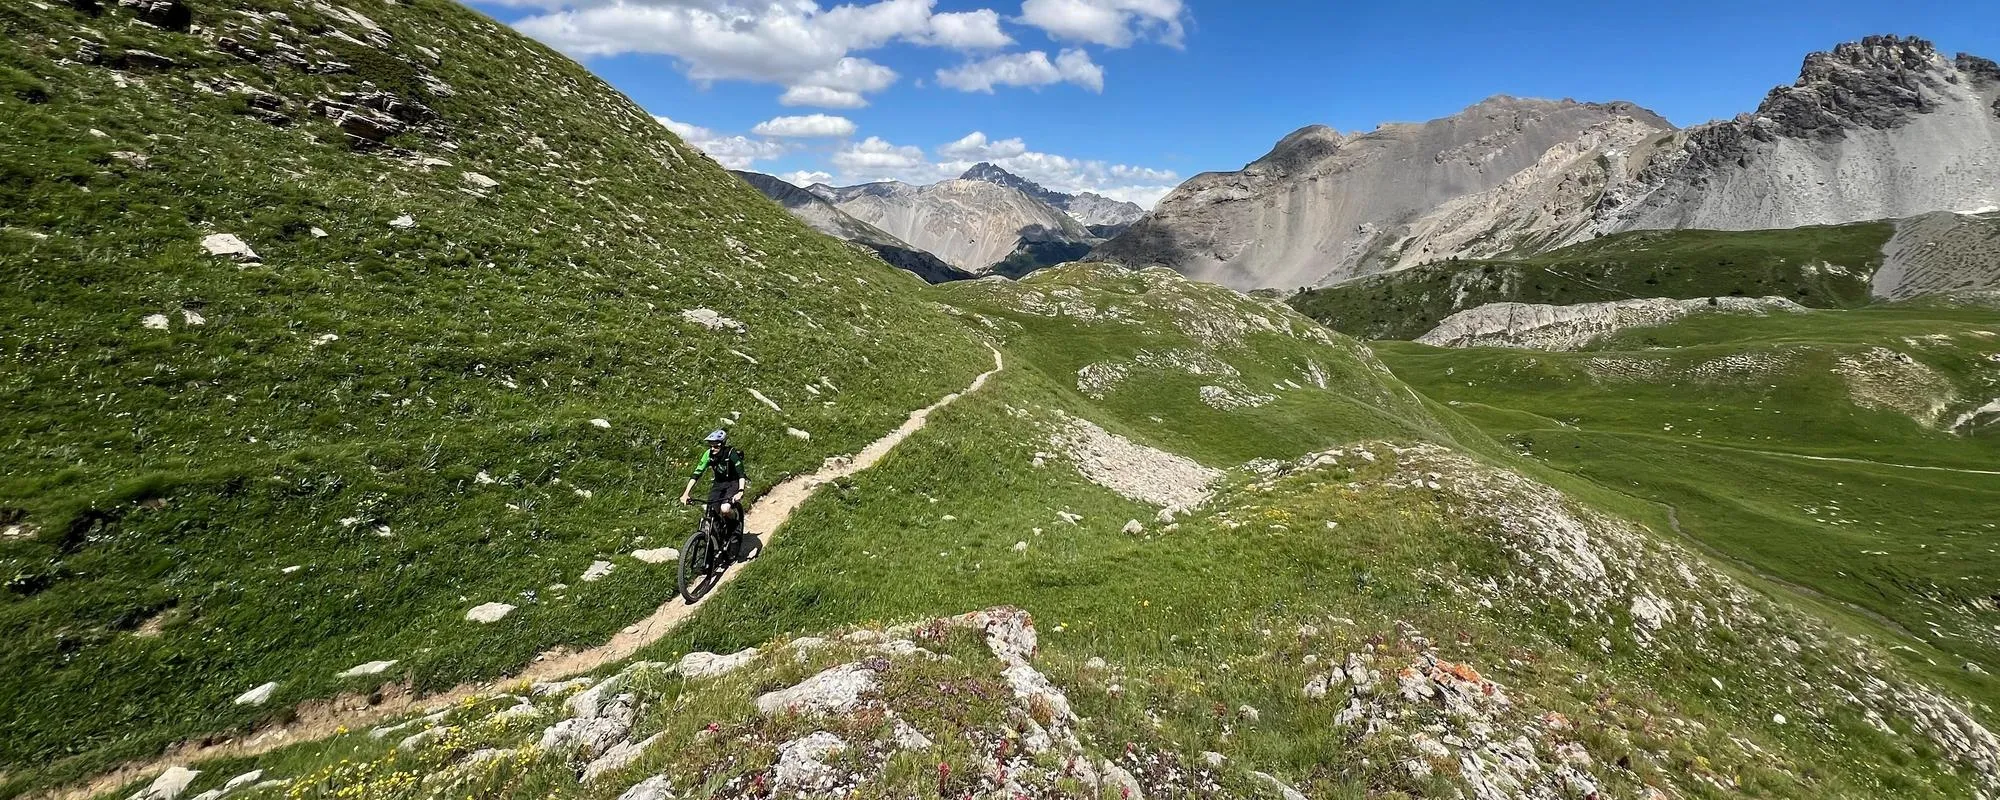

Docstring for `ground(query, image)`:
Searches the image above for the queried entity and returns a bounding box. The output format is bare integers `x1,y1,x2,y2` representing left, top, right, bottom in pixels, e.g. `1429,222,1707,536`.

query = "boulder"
772,732,845,792
756,663,877,717
616,776,674,800
676,648,758,679
113,49,178,70
127,766,199,800
581,560,615,582
233,682,278,706
462,172,499,190
583,733,661,782
336,660,398,678
119,0,192,31
631,548,678,564
465,602,515,623
199,233,259,262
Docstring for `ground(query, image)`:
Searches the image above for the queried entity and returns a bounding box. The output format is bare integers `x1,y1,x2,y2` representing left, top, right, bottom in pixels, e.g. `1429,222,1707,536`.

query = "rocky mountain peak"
1758,34,1959,139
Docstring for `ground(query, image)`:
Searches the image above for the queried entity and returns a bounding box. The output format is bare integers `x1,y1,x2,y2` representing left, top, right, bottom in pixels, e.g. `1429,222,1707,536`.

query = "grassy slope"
1290,223,1894,340
1373,305,2000,698
0,0,988,792
164,266,2000,800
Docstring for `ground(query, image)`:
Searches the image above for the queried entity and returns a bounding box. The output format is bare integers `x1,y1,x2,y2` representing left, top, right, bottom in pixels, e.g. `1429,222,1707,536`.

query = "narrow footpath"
51,345,1005,800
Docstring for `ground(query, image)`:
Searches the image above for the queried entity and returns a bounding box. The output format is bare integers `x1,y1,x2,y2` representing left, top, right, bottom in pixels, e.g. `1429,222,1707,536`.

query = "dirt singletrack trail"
49,345,1005,800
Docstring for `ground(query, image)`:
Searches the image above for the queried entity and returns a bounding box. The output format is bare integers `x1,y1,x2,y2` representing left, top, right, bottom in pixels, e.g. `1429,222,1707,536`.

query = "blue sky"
465,0,2000,207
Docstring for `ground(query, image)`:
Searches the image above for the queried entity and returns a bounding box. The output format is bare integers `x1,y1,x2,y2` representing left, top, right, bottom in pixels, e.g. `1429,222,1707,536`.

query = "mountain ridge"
1094,35,2000,293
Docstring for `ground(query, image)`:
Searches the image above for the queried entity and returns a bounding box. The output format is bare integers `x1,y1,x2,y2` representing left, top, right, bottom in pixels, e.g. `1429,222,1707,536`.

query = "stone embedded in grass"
583,733,662,782
1057,511,1082,525
180,309,204,326
590,418,612,429
128,765,199,800
462,171,499,190
891,719,933,750
680,308,746,333
1012,540,1028,552
309,227,327,238
465,602,515,623
615,776,673,800
199,233,259,262
142,314,171,330
1251,771,1307,800
756,663,877,717
232,682,278,706
786,427,811,440
311,333,339,347
389,214,416,229
220,771,264,793
676,647,758,679
336,660,398,678
582,560,615,582
749,388,782,412
631,547,678,564
773,732,846,792
1123,519,1143,534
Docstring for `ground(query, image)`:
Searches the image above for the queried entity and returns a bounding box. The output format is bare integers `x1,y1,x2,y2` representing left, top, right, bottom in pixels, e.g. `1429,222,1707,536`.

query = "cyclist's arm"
732,452,748,501
680,450,711,502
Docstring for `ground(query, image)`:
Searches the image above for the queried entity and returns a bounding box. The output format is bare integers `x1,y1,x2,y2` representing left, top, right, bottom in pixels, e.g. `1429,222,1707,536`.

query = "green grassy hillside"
0,0,989,792
1291,224,1894,339
1373,304,2000,696
137,266,2000,800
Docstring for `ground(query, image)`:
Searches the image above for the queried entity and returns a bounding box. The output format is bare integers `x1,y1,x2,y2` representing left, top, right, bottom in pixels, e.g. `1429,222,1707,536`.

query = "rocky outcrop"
731,171,974,283
1597,36,2000,238
814,178,1098,275
1416,296,1807,350
1871,210,2000,300
1092,97,1672,290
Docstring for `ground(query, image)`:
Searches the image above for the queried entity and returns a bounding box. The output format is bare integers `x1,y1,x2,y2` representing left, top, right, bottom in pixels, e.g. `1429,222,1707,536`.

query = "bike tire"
678,522,720,604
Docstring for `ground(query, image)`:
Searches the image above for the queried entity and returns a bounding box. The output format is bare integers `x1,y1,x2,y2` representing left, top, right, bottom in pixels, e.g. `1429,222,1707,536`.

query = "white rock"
1773,713,1788,725
749,388,782,412
1156,508,1175,524
389,214,416,229
590,418,612,429
1202,751,1226,767
1085,656,1108,671
786,427,811,441
756,663,877,717
142,314,171,330
180,309,205,326
309,227,327,238
311,333,339,347
474,471,497,485
462,172,500,190
616,775,674,800
233,682,278,706
631,548,679,564
1012,541,1028,552
679,308,745,333
466,602,516,623
583,733,661,782
892,719,934,750
1099,761,1143,800
1251,771,1308,800
582,560,615,582
129,766,200,800
1238,704,1260,722
1122,519,1144,535
1419,297,1806,351
773,732,845,791
676,648,758,679
200,233,259,262
221,771,264,792
336,660,398,678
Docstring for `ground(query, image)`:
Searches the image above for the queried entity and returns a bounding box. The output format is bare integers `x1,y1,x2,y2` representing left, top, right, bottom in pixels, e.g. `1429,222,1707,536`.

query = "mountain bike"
677,502,757,603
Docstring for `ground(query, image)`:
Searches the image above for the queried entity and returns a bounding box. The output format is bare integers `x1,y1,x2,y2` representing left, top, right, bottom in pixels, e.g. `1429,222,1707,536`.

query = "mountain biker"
680,429,748,545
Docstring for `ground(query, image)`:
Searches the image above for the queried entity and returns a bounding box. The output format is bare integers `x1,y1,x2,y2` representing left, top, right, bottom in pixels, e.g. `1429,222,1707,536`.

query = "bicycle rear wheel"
678,521,721,603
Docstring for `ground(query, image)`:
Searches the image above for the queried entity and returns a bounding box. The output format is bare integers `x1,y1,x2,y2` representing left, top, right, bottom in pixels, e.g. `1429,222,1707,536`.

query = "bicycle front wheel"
678,526,721,604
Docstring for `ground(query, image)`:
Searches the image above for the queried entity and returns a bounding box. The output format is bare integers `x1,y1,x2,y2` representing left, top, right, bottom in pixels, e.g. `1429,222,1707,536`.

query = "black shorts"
706,482,741,514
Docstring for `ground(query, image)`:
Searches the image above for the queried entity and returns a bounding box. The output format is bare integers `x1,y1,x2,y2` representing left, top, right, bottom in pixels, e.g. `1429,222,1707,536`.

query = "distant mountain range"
735,163,1145,281
1093,35,2000,293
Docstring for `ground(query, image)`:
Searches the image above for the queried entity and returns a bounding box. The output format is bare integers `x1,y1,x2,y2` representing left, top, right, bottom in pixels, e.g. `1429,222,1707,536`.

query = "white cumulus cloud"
751,113,858,138
656,115,785,169
512,0,1030,107
823,130,1179,209
937,49,1103,93
1018,0,1185,48
780,169,835,187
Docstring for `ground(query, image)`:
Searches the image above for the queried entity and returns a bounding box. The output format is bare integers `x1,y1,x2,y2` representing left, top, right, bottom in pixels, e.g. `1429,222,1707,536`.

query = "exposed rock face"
1093,97,1671,290
1600,36,2000,238
1870,211,2000,300
732,171,974,284
812,179,1097,275
1098,36,2000,294
958,162,1145,228
1416,296,1806,350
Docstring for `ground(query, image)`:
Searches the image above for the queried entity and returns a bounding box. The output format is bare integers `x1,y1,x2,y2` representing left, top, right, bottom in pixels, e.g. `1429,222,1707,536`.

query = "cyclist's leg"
706,483,738,542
